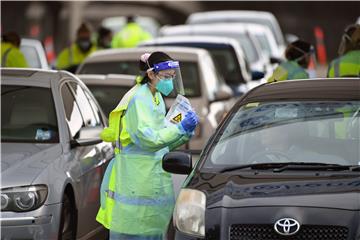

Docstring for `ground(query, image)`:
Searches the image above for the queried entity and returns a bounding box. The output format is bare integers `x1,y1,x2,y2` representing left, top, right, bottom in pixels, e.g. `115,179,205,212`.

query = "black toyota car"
163,78,360,240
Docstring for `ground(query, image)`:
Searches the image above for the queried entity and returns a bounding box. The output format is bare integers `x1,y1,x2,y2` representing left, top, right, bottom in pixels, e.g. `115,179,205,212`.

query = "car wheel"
59,194,76,240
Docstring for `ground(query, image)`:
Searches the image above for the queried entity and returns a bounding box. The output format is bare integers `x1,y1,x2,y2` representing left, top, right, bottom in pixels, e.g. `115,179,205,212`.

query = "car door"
61,81,106,238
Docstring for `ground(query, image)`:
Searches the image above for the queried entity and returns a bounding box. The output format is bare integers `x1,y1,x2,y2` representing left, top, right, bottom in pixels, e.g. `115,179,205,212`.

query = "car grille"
229,224,349,240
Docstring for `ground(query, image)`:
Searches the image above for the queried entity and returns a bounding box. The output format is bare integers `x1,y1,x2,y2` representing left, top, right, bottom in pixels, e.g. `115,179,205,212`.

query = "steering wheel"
247,150,292,164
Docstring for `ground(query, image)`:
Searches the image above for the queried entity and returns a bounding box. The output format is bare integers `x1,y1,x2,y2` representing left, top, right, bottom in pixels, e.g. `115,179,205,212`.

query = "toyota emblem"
274,218,300,236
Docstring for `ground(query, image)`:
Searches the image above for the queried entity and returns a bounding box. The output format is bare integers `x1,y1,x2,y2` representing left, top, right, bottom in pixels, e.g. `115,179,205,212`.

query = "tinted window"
84,89,104,126
78,61,140,75
206,101,360,169
78,61,201,97
68,82,100,127
88,85,131,117
61,83,84,139
2,85,59,143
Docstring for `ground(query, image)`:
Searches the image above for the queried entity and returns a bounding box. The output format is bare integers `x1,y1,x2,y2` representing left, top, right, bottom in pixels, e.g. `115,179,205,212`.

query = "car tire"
58,193,76,240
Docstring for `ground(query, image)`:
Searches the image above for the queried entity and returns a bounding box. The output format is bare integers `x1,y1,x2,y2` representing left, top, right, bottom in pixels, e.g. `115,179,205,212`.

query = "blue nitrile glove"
180,111,199,132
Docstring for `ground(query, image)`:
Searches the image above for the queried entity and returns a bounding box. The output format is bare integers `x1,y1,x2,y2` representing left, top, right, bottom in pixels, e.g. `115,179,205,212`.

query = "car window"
236,34,259,63
20,45,42,68
205,101,360,169
2,85,59,143
207,48,243,85
61,83,84,139
253,34,272,56
87,85,131,117
78,61,202,97
68,82,101,127
78,61,140,75
83,89,105,126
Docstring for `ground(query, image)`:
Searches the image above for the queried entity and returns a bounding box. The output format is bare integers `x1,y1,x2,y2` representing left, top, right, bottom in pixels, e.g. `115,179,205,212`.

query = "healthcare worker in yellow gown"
97,51,199,240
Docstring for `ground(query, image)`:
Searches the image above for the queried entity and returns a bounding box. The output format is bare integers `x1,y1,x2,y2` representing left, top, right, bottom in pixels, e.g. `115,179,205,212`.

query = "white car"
20,38,49,70
186,10,286,53
139,35,253,95
77,47,234,150
159,23,272,78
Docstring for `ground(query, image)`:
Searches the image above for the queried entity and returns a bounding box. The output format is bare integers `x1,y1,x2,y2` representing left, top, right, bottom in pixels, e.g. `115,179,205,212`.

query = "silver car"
1,68,113,239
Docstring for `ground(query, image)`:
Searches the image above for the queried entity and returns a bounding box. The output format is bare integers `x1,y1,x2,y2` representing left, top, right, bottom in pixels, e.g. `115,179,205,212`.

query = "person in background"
1,31,28,68
268,40,314,83
327,24,360,77
96,51,199,240
56,22,97,73
112,15,152,48
97,26,113,49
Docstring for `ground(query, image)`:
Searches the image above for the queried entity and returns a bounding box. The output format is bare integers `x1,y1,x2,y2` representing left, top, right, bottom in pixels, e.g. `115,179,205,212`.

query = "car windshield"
20,45,42,68
253,33,273,56
236,34,259,63
1,85,59,143
205,101,360,169
78,61,201,97
87,85,131,117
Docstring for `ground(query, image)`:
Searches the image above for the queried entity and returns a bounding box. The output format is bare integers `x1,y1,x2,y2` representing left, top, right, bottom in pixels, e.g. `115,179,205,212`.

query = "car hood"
189,172,360,210
1,143,62,188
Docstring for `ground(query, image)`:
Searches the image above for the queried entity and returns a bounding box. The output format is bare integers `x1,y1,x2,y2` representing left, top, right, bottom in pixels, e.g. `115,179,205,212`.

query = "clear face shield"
149,60,185,96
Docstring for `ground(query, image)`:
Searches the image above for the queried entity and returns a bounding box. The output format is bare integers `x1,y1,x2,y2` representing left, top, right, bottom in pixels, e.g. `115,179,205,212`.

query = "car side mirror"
70,137,102,148
251,71,265,81
269,56,282,64
162,151,192,175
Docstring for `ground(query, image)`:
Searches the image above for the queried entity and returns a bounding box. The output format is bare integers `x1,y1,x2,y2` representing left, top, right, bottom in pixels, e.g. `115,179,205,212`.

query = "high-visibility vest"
1,42,28,68
268,61,309,83
111,23,152,48
327,50,360,77
56,43,96,70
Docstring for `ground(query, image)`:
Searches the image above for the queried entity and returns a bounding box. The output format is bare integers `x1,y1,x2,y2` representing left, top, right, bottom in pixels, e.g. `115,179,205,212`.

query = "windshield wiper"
219,162,295,173
219,162,350,173
272,163,350,173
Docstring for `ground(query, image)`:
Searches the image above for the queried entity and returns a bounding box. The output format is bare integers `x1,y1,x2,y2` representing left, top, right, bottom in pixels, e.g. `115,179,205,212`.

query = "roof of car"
1,68,78,87
187,10,276,24
84,46,210,63
77,74,136,87
141,35,241,47
240,78,360,104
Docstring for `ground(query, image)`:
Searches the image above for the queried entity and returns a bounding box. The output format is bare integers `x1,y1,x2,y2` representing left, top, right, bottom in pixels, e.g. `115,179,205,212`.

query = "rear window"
2,85,59,143
78,61,201,97
87,85,132,117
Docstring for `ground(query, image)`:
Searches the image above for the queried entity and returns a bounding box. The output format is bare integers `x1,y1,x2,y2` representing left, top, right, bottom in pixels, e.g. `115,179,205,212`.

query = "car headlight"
173,188,206,237
1,185,48,212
